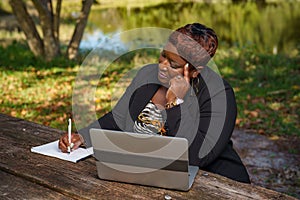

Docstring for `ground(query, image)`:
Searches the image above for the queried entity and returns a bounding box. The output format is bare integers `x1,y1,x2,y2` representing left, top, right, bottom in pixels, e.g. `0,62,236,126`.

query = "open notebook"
31,140,93,163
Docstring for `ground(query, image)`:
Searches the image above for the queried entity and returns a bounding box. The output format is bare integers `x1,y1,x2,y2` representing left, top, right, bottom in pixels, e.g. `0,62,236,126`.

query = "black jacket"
78,64,250,183
79,64,250,183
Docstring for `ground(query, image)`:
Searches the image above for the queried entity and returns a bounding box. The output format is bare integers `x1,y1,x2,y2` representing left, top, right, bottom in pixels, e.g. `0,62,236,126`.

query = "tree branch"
67,0,93,59
53,0,62,43
32,0,60,60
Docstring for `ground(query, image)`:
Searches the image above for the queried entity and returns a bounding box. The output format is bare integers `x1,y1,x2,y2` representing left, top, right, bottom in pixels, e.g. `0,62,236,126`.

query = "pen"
67,118,71,153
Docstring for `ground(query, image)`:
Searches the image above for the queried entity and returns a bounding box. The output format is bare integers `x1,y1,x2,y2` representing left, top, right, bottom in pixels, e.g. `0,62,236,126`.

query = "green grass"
0,43,158,131
0,42,77,128
0,42,299,136
216,46,300,136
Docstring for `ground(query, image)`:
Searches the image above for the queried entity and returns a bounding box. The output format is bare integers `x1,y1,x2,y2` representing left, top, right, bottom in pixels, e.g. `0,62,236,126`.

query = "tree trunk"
32,0,60,61
53,0,62,44
67,0,93,60
9,0,92,61
9,0,44,57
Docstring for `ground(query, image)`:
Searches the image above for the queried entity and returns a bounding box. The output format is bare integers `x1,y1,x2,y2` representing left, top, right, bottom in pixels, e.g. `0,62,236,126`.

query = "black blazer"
79,64,239,168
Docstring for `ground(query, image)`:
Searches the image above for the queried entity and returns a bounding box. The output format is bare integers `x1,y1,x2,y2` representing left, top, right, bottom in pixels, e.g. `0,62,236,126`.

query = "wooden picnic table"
0,113,296,200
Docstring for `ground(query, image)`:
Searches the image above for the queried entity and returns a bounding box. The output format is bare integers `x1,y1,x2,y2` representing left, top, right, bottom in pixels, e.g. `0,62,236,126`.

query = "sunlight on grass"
268,102,283,111
216,47,300,137
220,66,234,76
0,45,299,137
0,66,77,127
0,21,299,137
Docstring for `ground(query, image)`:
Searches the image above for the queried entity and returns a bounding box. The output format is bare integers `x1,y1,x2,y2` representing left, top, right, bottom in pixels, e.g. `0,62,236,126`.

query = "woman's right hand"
58,133,84,153
166,63,190,102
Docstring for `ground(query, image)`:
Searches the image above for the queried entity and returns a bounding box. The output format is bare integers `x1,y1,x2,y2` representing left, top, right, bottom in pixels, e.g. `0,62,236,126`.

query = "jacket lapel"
129,84,160,121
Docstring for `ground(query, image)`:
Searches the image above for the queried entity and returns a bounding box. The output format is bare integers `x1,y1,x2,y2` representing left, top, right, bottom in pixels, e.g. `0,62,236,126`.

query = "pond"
80,1,300,55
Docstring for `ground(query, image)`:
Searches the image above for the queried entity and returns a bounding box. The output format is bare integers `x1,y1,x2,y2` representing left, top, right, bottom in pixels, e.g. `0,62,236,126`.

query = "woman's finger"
62,134,69,146
71,134,83,150
59,135,68,152
72,140,82,150
183,63,190,83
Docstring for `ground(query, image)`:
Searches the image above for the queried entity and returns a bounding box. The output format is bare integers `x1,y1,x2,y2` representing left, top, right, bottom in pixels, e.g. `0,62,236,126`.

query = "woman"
59,23,250,183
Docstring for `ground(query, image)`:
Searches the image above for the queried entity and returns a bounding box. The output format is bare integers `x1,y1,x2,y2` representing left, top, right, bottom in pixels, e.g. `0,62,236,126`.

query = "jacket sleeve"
165,76,237,168
77,64,155,147
77,72,138,147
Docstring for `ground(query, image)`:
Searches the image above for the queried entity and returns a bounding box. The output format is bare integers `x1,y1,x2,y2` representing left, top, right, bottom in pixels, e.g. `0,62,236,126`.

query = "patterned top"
133,100,167,135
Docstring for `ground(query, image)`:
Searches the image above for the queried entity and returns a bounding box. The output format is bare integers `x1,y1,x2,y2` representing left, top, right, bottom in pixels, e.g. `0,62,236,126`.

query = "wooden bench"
0,113,296,199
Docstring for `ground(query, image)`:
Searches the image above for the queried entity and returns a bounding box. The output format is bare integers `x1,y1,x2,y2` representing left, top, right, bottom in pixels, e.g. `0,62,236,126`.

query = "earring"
190,77,200,96
190,78,195,96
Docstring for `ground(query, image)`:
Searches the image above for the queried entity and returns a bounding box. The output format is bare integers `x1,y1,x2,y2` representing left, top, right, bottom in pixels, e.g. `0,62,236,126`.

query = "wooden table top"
0,113,296,200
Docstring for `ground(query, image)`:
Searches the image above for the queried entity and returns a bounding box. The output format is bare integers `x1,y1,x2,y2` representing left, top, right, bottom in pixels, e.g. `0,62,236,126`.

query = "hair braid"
168,23,218,68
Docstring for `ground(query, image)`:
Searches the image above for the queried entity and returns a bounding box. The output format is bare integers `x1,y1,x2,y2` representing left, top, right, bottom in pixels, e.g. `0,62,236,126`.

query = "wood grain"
0,114,296,199
0,170,72,200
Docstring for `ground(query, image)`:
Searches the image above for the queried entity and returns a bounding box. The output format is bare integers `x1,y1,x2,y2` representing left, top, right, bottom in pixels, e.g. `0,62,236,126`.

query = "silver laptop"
90,128,199,191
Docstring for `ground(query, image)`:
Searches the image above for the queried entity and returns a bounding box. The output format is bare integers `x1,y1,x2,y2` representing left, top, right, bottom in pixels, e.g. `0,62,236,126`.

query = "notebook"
31,140,93,163
90,128,199,191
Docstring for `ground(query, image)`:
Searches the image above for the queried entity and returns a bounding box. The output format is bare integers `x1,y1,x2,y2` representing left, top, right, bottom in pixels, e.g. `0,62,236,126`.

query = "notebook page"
31,140,93,163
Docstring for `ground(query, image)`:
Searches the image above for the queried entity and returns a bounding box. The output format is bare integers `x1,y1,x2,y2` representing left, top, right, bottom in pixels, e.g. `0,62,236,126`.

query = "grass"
0,42,77,128
218,45,300,136
216,46,300,136
0,42,158,131
0,41,299,136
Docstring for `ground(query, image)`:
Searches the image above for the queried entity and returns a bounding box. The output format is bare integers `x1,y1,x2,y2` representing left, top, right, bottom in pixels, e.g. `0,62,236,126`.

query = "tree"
8,0,93,61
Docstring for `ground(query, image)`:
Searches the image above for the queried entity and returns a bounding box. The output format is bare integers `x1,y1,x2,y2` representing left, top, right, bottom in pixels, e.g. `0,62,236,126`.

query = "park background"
0,0,299,198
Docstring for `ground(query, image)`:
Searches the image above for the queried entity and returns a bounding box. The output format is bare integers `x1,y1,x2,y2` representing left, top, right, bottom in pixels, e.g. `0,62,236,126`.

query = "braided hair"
168,23,218,68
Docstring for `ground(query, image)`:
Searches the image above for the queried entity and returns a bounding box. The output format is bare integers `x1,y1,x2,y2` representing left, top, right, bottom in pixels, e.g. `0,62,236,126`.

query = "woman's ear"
192,71,199,78
191,66,203,78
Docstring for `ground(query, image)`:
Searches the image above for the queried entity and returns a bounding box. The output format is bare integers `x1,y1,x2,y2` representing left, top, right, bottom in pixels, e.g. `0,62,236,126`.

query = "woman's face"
158,42,188,86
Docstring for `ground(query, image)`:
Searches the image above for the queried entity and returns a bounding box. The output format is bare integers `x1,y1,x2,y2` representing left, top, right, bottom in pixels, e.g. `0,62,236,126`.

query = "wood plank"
0,114,297,199
0,170,72,200
0,114,214,199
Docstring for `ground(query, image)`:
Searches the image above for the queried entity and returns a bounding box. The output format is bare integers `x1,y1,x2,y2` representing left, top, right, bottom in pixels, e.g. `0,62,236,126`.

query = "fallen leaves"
244,109,260,118
268,102,283,111
269,135,280,140
0,51,299,137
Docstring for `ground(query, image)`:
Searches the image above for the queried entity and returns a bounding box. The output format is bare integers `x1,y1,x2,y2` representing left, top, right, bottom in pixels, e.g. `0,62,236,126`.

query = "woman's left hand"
166,64,190,102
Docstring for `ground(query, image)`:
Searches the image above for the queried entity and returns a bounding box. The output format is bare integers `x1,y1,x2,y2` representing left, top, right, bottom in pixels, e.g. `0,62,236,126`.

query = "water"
80,29,127,53
80,1,300,55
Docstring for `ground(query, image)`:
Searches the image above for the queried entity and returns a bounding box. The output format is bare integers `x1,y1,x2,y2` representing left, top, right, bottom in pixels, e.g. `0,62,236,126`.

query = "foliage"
87,1,300,55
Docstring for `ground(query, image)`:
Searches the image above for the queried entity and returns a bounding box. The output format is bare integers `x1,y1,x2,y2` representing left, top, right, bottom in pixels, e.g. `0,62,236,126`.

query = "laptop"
90,128,199,191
